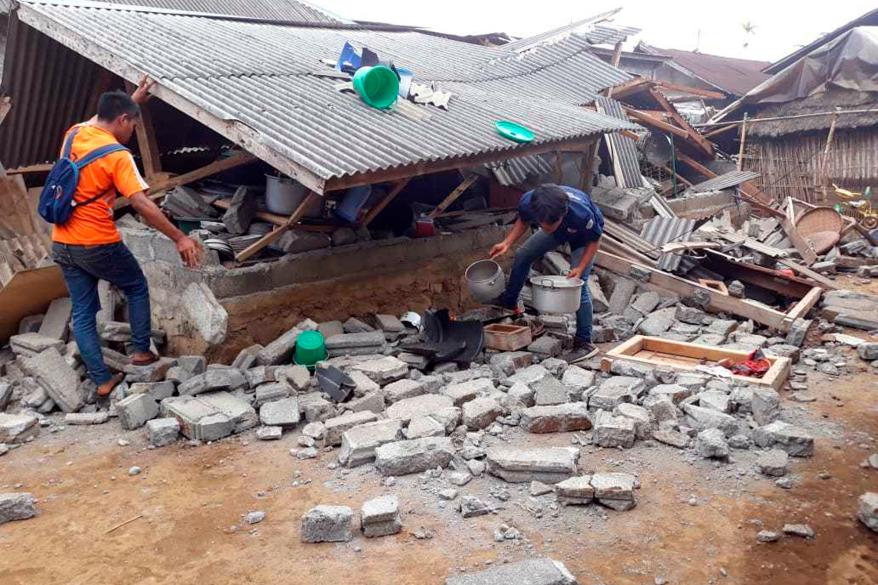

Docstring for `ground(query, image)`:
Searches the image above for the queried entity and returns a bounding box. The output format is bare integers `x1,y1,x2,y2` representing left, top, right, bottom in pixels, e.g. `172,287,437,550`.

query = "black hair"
530,184,569,224
97,90,140,122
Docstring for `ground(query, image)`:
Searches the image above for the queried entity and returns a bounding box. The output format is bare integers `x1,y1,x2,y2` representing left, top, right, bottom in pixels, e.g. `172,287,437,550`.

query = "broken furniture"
602,335,791,390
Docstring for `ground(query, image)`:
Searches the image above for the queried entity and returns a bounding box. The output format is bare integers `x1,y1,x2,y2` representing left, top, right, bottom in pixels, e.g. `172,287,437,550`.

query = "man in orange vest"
51,78,202,398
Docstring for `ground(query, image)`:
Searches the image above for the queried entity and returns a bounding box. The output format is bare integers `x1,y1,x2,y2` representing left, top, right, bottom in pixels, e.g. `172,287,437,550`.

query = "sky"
315,0,875,62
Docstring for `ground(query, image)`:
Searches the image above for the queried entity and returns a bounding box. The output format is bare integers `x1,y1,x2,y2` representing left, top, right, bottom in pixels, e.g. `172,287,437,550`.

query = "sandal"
96,373,125,397
130,352,159,367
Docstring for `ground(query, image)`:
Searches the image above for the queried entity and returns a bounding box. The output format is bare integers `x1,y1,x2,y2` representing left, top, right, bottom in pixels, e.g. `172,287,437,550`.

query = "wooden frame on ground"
602,335,791,390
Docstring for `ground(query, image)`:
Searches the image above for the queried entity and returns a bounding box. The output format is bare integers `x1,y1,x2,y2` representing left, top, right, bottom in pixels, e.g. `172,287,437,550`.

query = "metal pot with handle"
465,260,506,303
529,275,583,314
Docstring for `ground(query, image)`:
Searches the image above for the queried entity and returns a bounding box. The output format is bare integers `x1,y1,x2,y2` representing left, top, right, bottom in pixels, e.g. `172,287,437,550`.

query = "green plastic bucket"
352,66,399,109
294,330,327,368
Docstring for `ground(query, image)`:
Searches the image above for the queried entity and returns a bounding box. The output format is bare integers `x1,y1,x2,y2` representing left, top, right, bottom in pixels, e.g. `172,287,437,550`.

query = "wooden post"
554,152,564,183
819,108,840,203
579,142,598,191
605,41,624,98
126,83,162,181
361,178,410,227
736,113,748,171
428,174,478,219
235,191,320,262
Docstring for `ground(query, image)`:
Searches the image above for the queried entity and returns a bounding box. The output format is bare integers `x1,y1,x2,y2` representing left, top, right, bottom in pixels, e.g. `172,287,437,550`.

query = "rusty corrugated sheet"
2,1,635,188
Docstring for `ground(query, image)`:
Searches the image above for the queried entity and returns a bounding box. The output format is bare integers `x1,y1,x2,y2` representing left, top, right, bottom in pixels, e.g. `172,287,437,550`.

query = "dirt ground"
2,355,876,585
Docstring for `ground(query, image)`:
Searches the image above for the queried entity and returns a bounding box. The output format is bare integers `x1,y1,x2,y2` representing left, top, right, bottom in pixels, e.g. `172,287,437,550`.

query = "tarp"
742,27,878,104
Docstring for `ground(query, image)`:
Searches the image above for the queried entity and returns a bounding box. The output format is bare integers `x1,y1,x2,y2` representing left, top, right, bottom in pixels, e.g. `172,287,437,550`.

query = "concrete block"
300,505,353,543
18,314,44,335
64,412,109,425
318,321,345,340
298,392,335,422
507,365,552,388
648,384,692,404
10,333,65,356
38,297,72,340
259,397,301,428
179,368,248,396
20,347,83,413
325,331,386,351
461,396,502,430
146,417,180,447
123,357,175,384
338,419,403,467
385,394,454,423
271,231,331,254
683,404,739,436
520,403,591,434
256,425,283,440
383,379,425,403
489,351,534,376
351,356,408,384
361,495,399,526
555,476,594,505
445,558,578,585
182,282,228,345
277,365,311,392
374,437,455,476
590,472,636,511
752,388,781,425
128,381,176,401
222,185,257,234
528,336,563,358
244,366,278,389
485,446,579,484
533,376,568,406
405,415,446,439
198,392,258,433
614,403,652,439
0,493,37,525
638,308,677,336
256,320,318,366
117,393,160,430
345,391,385,414
375,314,405,333
753,421,814,457
348,370,380,396
592,410,636,449
0,413,40,444
589,376,644,411
695,428,729,459
757,449,789,477
442,378,494,406
323,411,378,446
231,345,263,370
857,493,878,533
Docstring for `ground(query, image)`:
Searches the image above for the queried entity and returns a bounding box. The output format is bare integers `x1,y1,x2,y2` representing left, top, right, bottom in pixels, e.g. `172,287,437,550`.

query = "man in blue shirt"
490,184,604,362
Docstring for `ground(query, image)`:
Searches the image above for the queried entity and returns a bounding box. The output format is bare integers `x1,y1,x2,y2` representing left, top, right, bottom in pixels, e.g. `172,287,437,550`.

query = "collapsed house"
0,0,637,356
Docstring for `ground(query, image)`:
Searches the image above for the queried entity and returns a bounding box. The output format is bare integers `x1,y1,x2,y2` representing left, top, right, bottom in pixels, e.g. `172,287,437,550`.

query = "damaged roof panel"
4,1,635,190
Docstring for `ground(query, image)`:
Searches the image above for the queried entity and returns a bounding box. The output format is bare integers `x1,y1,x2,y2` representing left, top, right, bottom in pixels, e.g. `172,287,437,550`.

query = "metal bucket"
465,260,506,303
529,275,583,314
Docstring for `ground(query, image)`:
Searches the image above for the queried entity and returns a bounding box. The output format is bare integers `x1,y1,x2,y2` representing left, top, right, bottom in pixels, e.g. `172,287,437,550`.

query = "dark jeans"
52,242,151,385
500,230,594,342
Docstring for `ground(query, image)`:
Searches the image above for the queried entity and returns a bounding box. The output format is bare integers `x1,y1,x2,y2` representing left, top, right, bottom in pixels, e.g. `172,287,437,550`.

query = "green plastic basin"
294,330,327,368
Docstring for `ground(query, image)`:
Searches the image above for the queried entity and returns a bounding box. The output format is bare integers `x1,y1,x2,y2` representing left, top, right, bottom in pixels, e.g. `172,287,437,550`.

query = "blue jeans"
500,230,594,342
52,242,152,385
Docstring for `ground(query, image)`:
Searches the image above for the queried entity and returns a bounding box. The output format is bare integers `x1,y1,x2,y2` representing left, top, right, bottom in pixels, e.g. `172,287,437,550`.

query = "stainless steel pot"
465,259,506,303
529,275,583,314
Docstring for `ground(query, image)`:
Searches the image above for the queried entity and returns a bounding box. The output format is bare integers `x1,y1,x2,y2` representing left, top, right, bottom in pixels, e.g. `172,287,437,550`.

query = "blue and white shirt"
518,186,604,247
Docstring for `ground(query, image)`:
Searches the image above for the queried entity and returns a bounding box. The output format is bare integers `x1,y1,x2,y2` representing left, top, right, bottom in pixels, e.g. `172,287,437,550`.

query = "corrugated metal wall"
744,127,878,203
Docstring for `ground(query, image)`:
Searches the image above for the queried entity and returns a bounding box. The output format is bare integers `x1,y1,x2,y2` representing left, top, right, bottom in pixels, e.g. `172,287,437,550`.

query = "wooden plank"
653,80,726,100
603,78,653,101
736,113,748,171
6,163,53,175
235,191,319,262
703,124,738,139
624,108,692,141
146,152,257,199
648,88,714,156
606,335,790,390
785,286,822,323
428,174,478,219
361,178,410,227
595,250,791,331
777,260,837,295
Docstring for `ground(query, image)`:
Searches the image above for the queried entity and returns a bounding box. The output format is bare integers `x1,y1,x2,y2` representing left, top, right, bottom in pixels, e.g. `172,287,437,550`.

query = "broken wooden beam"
146,152,258,200
235,191,320,262
428,174,478,219
361,178,410,227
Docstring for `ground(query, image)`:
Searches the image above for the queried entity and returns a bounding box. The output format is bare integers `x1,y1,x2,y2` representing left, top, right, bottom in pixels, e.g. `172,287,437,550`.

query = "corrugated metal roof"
640,44,770,97
486,153,553,186
1,0,347,22
640,216,696,272
594,96,642,188
689,170,760,192
3,1,635,191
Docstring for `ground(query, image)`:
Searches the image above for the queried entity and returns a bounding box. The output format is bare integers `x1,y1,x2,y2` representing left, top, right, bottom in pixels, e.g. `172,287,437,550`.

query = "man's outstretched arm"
129,192,203,268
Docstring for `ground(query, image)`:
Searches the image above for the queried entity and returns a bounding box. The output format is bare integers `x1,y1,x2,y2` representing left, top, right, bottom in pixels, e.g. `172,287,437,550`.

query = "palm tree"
742,20,757,49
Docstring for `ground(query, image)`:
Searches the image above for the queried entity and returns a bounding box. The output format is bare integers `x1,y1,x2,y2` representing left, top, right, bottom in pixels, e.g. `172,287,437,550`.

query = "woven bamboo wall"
743,127,878,204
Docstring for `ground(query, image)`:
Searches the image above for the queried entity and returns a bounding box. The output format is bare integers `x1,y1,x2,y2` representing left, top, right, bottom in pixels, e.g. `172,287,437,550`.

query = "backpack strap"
69,143,132,210
61,127,80,159
75,143,129,169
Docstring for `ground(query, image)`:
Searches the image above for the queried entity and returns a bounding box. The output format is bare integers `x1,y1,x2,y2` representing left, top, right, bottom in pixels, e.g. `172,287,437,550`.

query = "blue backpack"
38,127,129,225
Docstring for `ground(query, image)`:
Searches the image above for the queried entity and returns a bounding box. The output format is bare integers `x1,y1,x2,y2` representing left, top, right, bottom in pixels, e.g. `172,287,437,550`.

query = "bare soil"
2,357,876,585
